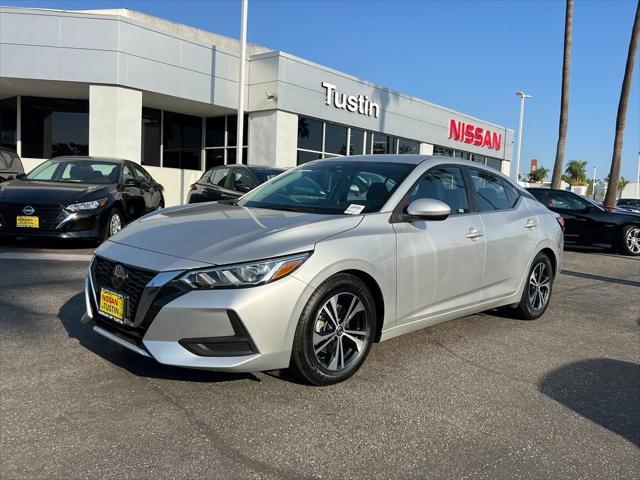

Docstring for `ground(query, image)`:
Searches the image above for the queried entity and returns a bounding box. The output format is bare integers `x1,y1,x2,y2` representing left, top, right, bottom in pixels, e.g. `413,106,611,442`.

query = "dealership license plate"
16,216,39,228
99,288,126,323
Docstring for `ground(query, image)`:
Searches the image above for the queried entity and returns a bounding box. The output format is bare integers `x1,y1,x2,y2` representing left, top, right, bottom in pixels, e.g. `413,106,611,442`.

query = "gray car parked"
83,155,563,385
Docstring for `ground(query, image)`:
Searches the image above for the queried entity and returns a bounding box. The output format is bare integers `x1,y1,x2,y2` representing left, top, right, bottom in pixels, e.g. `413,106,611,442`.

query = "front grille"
0,203,65,231
92,257,156,329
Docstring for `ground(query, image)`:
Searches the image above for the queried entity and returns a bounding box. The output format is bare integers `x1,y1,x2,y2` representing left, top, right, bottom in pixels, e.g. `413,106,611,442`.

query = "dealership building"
0,6,514,206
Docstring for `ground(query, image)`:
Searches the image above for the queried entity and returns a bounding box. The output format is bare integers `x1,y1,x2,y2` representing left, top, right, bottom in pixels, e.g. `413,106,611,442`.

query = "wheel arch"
337,269,385,343
538,247,558,278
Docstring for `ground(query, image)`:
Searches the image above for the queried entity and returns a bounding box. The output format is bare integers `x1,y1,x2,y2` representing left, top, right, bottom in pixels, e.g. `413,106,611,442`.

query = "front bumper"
0,203,106,239
84,255,311,372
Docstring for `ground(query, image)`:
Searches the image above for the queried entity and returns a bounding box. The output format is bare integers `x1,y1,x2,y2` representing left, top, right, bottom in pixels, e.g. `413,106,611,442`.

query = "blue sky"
4,0,639,181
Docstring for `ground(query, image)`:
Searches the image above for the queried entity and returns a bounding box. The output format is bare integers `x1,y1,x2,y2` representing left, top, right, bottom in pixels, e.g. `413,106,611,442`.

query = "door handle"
465,228,484,240
525,219,538,229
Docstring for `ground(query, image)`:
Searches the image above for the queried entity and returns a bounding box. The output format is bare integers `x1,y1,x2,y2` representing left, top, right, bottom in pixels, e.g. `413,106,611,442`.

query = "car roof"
49,156,125,164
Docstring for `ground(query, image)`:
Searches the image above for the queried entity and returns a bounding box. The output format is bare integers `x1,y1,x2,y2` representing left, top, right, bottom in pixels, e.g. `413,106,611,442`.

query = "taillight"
556,216,565,231
189,184,197,191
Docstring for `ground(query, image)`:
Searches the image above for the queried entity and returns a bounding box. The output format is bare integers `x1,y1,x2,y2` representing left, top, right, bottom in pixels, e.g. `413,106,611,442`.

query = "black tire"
289,273,377,386
619,225,640,256
514,252,554,320
102,208,123,242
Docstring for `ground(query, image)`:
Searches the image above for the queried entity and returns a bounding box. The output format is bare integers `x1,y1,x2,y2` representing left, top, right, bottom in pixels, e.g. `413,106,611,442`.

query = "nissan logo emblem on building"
111,264,128,290
23,206,35,215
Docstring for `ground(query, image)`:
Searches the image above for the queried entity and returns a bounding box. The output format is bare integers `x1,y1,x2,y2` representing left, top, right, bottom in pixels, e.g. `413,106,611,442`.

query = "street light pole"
514,91,532,183
592,166,597,200
235,0,248,164
636,151,639,198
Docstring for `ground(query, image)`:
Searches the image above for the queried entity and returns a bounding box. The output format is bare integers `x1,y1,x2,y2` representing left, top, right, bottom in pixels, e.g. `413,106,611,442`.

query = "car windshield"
618,199,640,206
26,159,120,184
253,169,284,184
239,160,413,214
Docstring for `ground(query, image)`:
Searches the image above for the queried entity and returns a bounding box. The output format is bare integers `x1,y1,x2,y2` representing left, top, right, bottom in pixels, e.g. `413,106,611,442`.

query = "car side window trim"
465,167,522,214
389,163,475,223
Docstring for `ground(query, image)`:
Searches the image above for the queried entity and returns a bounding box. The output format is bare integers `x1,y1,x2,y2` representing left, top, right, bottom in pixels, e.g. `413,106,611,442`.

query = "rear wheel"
515,252,553,320
289,274,377,386
620,225,640,256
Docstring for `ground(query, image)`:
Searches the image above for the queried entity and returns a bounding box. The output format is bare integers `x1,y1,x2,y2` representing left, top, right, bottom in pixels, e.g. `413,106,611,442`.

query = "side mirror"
406,198,451,221
236,183,251,193
16,172,27,179
124,178,141,187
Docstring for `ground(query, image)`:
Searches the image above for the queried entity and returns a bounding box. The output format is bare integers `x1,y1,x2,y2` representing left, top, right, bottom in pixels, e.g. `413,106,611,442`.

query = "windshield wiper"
252,204,320,214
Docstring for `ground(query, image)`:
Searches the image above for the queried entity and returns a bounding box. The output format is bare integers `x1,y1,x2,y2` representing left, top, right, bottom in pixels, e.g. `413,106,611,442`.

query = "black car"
617,198,640,213
527,188,640,256
0,156,164,242
0,147,25,183
187,164,284,204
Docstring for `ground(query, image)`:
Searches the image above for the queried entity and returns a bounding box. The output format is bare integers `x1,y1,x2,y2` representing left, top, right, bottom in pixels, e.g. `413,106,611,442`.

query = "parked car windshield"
618,199,640,207
26,159,121,184
239,160,413,214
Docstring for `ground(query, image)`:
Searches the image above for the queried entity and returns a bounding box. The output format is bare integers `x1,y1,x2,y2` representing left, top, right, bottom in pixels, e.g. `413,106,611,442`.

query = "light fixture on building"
266,91,277,101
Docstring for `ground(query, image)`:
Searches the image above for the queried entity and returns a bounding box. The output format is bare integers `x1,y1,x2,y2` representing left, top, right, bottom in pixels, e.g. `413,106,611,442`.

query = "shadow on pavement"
560,270,640,288
539,358,640,447
58,292,259,384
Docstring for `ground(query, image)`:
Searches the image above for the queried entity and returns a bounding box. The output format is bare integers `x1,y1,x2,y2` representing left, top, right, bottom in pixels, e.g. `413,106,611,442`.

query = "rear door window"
468,169,511,211
210,167,230,188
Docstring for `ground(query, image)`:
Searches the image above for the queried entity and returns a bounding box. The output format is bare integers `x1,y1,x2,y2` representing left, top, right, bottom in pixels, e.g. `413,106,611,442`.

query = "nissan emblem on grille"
111,264,128,289
23,206,35,215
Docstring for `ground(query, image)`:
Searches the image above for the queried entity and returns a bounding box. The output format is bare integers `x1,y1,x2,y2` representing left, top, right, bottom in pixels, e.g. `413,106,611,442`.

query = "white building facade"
0,7,514,206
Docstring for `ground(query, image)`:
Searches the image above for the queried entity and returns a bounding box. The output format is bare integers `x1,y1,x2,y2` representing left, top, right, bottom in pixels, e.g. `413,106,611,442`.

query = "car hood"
104,202,363,266
0,179,112,205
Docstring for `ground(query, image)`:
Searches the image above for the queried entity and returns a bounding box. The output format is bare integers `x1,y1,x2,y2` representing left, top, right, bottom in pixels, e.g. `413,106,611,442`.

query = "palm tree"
529,166,549,183
617,176,630,197
564,160,588,185
604,1,640,208
551,0,574,189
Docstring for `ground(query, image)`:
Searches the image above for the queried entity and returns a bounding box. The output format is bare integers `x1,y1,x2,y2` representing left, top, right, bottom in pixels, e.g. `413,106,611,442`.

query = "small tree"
564,160,588,185
529,167,549,183
617,177,630,197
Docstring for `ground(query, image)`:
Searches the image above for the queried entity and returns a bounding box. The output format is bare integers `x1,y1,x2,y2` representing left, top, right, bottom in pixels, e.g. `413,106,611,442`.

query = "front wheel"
514,253,554,320
289,274,377,386
620,225,640,256
102,209,123,241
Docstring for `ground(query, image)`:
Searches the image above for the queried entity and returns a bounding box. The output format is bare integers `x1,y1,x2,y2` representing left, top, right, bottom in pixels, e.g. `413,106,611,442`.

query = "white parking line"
0,252,93,262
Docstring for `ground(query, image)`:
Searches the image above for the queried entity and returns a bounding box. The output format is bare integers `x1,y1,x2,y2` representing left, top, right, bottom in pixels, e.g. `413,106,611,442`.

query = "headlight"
180,252,311,289
66,198,108,212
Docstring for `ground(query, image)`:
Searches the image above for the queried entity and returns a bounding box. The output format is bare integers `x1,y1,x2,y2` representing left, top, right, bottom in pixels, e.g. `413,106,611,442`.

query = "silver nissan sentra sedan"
83,155,563,385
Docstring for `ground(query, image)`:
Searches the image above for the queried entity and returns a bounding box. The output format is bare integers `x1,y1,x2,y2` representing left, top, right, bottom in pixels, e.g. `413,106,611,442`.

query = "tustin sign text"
448,119,502,151
322,82,379,118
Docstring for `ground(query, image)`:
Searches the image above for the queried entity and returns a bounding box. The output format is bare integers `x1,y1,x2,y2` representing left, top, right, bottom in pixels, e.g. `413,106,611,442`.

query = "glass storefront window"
433,145,453,157
0,97,17,151
472,153,485,164
298,117,323,151
372,133,396,155
163,111,202,170
21,96,89,158
227,114,249,147
205,149,225,170
297,150,322,165
349,128,364,155
398,138,419,154
205,116,225,147
141,107,161,166
324,123,347,155
486,157,502,171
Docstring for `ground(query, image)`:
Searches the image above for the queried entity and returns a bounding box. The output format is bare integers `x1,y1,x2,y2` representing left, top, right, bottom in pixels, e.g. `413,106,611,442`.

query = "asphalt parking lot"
1,239,638,479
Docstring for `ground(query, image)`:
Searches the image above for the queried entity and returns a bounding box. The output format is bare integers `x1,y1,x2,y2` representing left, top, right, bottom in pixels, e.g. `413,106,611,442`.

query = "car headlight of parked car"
180,252,311,289
66,198,108,212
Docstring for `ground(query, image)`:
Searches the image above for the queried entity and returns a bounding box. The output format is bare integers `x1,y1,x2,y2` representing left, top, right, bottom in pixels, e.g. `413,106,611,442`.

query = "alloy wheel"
109,213,122,237
313,292,369,372
625,227,640,254
528,262,551,312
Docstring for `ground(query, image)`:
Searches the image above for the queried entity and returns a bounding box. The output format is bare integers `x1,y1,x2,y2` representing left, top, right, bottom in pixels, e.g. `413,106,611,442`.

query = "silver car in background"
83,155,563,385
